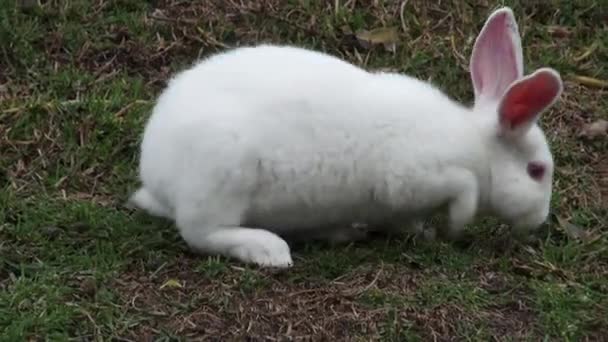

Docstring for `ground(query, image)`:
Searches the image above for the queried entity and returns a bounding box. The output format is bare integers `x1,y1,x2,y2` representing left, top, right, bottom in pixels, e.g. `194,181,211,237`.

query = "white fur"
130,7,561,267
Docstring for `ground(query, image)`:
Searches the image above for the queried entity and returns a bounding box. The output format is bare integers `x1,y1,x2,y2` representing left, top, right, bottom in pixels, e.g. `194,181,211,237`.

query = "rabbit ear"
498,68,563,138
470,7,524,103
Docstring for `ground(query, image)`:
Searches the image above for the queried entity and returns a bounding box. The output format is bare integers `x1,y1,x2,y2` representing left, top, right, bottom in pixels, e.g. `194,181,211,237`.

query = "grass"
1,0,607,340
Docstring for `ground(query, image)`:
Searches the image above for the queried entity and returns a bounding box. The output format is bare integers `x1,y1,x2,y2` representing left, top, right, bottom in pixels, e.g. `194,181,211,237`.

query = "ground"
1,0,607,340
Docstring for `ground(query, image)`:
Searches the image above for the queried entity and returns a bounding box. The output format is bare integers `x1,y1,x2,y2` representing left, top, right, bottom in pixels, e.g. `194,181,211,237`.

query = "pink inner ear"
499,70,562,129
471,10,521,101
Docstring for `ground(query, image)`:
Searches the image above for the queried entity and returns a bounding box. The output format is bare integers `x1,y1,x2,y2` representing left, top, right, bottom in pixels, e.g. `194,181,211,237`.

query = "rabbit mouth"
510,210,549,233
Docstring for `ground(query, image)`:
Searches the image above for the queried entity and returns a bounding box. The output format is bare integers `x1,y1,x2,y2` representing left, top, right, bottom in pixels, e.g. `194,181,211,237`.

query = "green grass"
1,0,607,340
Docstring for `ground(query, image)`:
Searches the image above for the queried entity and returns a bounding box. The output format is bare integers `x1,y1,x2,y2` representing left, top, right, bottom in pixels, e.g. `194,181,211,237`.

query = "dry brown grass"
1,0,607,340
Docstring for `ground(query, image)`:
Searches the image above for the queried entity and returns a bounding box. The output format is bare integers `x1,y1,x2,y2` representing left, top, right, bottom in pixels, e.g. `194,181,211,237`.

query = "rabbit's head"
470,8,563,233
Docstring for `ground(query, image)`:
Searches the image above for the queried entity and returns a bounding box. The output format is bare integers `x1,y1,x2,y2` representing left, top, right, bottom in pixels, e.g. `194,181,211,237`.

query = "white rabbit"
130,7,563,267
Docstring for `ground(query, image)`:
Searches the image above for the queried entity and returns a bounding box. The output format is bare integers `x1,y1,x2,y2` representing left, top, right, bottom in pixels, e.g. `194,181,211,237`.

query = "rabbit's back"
163,45,370,115
138,45,477,231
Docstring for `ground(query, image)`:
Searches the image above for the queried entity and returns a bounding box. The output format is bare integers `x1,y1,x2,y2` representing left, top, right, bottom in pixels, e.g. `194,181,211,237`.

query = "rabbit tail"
128,187,173,219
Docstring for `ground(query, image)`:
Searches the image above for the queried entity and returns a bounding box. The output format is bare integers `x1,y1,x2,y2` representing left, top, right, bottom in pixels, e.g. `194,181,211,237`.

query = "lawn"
1,0,607,340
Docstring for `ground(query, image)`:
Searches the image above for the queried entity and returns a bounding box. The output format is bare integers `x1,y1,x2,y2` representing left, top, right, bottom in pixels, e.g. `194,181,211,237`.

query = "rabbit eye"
527,161,545,181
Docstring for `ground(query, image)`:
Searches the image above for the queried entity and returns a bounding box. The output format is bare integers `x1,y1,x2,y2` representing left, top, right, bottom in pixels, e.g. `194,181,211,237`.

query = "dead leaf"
547,25,572,38
79,278,97,297
511,260,540,278
340,25,353,35
579,119,608,139
556,216,592,242
596,161,608,208
355,27,399,52
160,279,183,289
572,75,608,89
573,43,598,62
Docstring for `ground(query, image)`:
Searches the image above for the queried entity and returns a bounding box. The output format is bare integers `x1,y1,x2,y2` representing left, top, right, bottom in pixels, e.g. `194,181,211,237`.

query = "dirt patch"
110,256,543,340
112,257,396,340
482,301,541,340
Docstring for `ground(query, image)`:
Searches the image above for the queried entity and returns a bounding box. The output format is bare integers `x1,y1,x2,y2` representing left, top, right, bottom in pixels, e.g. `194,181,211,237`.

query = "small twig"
149,12,198,25
340,264,383,297
92,54,117,77
114,100,151,118
3,99,81,114
399,0,410,34
450,34,467,69
93,69,119,84
195,27,230,49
